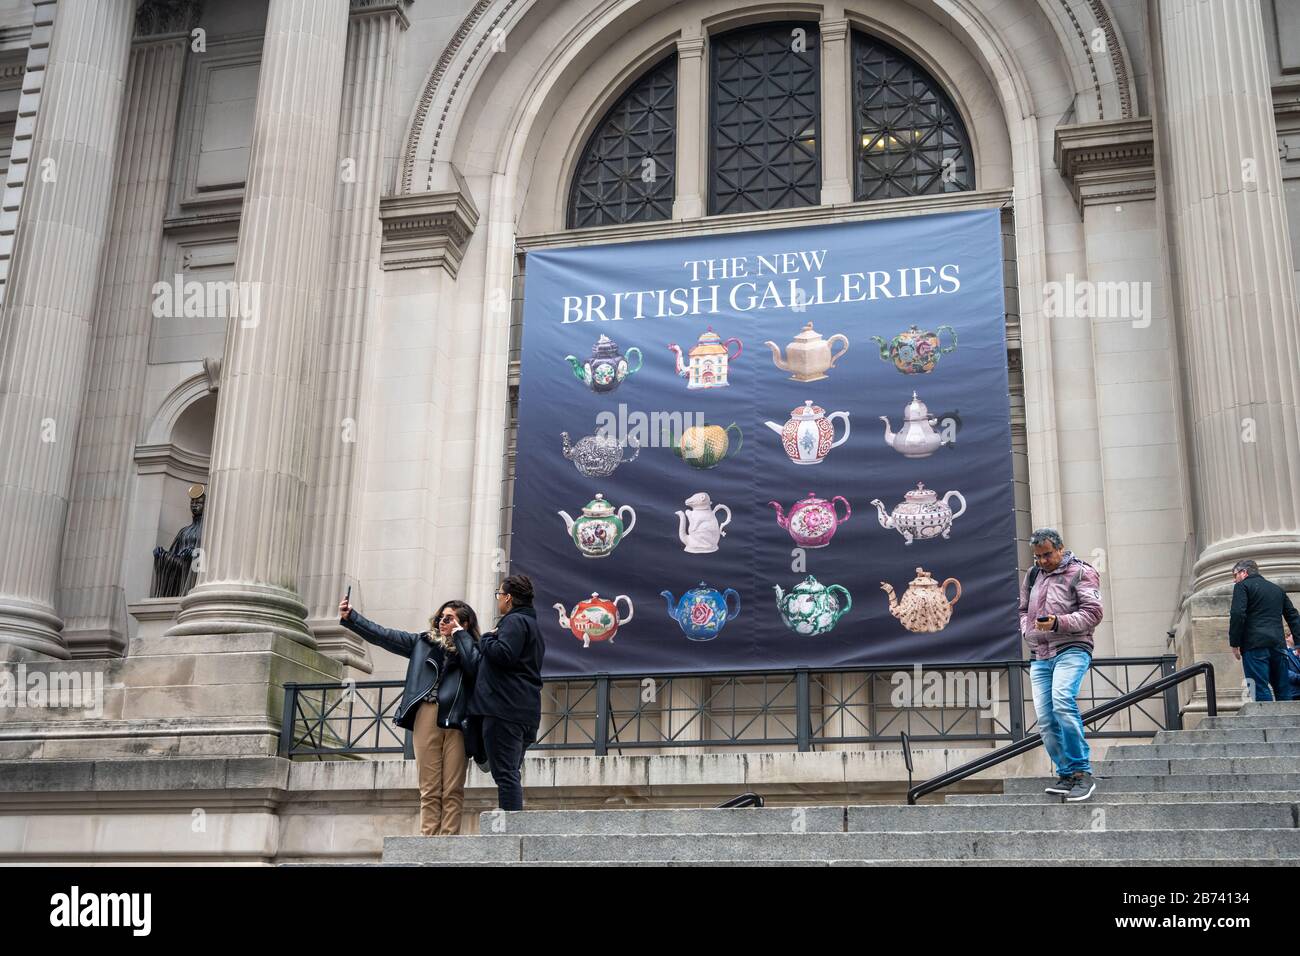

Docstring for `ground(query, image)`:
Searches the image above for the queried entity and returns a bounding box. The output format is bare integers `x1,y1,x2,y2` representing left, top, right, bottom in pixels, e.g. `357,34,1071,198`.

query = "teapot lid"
790,399,825,420
591,334,620,358
903,482,937,503
686,580,716,594
577,591,611,607
798,489,828,504
910,567,938,586
690,327,729,356
582,493,615,517
790,574,826,593
903,391,930,420
791,321,822,342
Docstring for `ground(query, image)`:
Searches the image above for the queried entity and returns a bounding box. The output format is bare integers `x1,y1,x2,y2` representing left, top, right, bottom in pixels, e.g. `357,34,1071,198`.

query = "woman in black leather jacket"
338,596,481,836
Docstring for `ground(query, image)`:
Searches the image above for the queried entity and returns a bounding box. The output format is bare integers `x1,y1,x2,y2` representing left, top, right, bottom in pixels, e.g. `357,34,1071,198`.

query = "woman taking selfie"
338,594,482,835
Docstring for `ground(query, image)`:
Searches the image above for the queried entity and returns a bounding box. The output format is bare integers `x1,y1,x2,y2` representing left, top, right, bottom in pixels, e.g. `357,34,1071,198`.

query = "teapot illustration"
676,492,732,554
668,327,742,389
871,482,966,545
667,421,742,470
773,575,852,636
880,391,950,459
765,400,850,465
769,491,851,548
764,321,849,382
881,567,961,632
872,324,957,375
557,493,636,558
565,334,643,392
560,431,640,477
554,592,633,647
661,581,740,641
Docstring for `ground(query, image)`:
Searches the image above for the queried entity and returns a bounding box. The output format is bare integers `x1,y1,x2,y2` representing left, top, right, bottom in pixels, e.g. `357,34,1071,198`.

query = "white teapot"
675,492,732,554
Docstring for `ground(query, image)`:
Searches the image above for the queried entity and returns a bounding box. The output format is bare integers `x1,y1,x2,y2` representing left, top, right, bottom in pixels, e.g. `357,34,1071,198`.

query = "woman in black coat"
338,595,482,836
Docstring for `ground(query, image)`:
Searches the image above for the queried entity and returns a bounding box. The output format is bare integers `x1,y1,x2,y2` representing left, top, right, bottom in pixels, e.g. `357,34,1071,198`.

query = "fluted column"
0,0,134,659
1156,0,1300,589
672,35,706,220
819,17,853,204
168,0,350,642
300,0,410,669
57,19,194,659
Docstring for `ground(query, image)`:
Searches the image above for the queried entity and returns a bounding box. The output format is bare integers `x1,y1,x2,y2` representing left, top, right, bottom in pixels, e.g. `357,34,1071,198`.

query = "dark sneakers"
1065,772,1096,802
1044,774,1073,795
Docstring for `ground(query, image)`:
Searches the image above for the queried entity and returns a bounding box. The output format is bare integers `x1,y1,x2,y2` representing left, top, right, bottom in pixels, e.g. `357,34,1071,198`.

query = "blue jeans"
1241,647,1294,702
1030,648,1092,776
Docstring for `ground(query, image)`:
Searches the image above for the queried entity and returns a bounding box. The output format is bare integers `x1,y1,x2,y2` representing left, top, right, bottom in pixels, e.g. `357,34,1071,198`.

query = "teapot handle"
618,505,637,536
615,594,634,626
723,587,741,621
725,337,743,362
725,422,743,456
623,346,643,374
826,334,850,367
624,437,641,462
714,503,732,533
832,495,851,525
942,578,962,606
828,584,853,621
942,490,966,521
938,325,958,355
828,411,851,449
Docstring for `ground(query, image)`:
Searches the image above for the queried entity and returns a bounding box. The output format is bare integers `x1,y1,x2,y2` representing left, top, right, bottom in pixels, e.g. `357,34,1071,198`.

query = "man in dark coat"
468,574,545,810
1229,559,1300,702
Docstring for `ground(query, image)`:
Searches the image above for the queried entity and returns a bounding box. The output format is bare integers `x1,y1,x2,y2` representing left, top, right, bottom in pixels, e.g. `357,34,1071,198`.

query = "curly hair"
428,600,480,653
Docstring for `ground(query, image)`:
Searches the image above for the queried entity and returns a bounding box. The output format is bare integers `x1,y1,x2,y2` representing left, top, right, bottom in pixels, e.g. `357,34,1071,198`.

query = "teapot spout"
772,583,785,603
660,590,677,616
558,510,575,535
667,343,686,376
768,500,789,528
763,420,784,437
871,334,891,361
880,581,900,617
560,431,574,459
870,498,891,529
552,602,570,629
763,340,788,371
675,510,688,545
879,416,896,447
564,354,588,384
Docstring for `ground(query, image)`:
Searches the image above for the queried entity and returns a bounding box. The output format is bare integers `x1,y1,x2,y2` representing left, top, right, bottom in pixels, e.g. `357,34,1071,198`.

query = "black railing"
904,661,1216,804
281,656,1181,760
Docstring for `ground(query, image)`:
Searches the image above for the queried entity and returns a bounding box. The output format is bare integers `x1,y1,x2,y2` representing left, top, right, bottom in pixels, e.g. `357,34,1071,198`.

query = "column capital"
349,0,412,29
134,0,202,38
379,166,480,275
1053,117,1154,214
676,36,706,60
819,18,849,43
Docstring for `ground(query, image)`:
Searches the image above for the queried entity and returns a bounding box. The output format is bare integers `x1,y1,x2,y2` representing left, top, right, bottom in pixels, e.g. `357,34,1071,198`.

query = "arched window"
567,56,677,229
851,31,974,200
710,21,821,215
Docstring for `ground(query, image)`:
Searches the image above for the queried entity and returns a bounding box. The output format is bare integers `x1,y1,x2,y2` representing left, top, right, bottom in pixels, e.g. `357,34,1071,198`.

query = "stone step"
476,807,845,835
384,828,1300,863
375,858,1291,867
946,790,1300,806
1199,715,1300,730
1003,772,1300,793
1095,756,1300,776
1154,728,1300,744
846,802,1295,831
1106,742,1300,759
1239,702,1300,717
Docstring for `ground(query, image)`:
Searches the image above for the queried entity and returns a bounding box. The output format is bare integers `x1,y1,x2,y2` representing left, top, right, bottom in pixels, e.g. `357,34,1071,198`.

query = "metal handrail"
905,661,1217,805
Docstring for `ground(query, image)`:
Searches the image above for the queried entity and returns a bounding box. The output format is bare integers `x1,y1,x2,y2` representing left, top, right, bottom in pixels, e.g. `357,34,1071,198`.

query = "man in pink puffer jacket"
1019,528,1105,802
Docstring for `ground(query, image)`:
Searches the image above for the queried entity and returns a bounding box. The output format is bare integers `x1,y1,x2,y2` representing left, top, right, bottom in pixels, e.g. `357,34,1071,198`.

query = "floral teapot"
765,400,851,465
554,592,633,648
557,493,636,558
565,334,643,392
668,421,742,470
668,327,742,389
769,491,851,548
774,575,852,636
560,431,640,477
676,491,731,554
872,324,957,375
764,321,849,382
661,581,740,641
871,482,966,545
881,567,961,633
880,391,950,459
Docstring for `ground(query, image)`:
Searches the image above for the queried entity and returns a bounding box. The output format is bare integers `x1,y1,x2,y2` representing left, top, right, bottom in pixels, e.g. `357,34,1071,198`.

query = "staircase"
381,702,1300,866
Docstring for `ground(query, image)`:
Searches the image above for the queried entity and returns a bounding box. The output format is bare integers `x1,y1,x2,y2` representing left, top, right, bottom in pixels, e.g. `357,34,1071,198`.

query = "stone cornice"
1054,117,1155,214
133,443,210,482
134,0,204,38
379,173,480,276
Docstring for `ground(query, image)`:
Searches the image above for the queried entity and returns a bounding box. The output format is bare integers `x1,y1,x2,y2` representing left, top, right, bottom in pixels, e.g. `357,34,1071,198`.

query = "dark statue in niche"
151,484,205,598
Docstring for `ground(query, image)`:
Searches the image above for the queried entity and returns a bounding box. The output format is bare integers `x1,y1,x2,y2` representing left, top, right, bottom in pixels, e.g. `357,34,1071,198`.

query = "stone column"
0,0,135,659
818,17,853,204
300,0,410,670
672,35,706,220
168,0,350,641
58,14,195,659
1157,0,1300,587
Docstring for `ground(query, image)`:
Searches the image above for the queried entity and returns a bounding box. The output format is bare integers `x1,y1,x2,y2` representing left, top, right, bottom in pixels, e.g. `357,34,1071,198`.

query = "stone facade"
0,0,1297,857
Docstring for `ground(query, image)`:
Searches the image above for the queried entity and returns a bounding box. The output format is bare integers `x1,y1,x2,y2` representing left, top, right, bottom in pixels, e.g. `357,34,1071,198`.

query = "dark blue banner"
513,208,1020,676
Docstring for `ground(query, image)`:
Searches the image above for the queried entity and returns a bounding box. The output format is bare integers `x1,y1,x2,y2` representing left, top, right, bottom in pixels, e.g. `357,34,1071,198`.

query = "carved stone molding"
1053,117,1154,214
134,0,203,38
350,0,411,27
379,173,480,275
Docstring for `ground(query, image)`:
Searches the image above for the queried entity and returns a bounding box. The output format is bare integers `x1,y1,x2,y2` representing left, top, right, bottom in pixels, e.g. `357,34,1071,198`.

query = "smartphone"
345,585,351,603
1036,616,1050,624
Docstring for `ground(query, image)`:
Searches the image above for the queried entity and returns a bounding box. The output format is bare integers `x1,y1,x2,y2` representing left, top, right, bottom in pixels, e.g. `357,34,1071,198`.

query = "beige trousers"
411,700,468,835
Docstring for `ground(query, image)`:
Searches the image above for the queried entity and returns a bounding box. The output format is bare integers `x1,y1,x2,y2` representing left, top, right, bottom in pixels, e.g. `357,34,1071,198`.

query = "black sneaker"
1044,774,1073,795
1065,772,1096,802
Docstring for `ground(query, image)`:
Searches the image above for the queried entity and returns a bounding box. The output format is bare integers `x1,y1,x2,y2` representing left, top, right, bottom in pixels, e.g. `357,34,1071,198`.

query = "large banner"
512,208,1020,677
